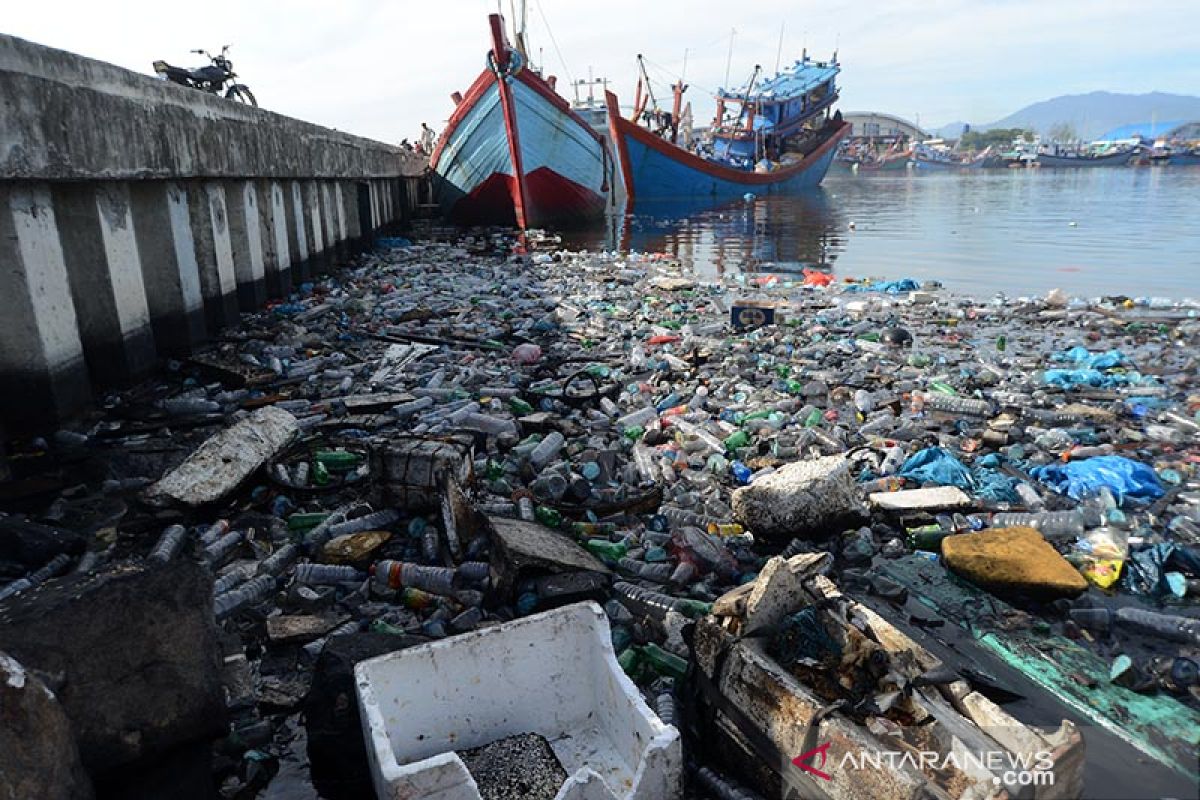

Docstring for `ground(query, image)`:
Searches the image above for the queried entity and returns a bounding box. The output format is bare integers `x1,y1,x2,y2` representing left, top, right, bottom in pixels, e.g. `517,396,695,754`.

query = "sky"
4,0,1199,143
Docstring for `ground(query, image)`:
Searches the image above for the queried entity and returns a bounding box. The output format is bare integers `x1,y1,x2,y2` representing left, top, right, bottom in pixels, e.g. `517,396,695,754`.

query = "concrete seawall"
0,34,427,426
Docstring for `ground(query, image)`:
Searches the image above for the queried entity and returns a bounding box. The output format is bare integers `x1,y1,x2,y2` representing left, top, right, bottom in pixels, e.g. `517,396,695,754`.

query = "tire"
226,85,258,107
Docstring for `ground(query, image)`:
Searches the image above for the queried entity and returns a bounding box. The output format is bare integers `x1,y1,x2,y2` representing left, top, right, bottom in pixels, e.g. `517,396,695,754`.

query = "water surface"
565,168,1200,298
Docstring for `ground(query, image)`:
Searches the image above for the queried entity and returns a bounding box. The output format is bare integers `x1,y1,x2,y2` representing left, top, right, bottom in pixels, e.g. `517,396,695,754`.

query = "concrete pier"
0,33,426,426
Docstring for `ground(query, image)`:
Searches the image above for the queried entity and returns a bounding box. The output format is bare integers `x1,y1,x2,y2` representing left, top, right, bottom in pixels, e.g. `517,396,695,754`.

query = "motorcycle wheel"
226,85,258,107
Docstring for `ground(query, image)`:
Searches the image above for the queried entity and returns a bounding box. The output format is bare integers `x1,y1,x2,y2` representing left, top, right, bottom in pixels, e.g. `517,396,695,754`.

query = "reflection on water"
562,169,1200,298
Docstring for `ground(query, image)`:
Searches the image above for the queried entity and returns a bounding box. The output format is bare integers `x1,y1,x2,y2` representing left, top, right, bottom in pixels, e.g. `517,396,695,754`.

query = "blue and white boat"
605,52,848,204
431,13,614,228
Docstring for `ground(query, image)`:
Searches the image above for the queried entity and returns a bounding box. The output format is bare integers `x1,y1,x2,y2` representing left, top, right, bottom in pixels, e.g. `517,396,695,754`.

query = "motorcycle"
153,45,257,106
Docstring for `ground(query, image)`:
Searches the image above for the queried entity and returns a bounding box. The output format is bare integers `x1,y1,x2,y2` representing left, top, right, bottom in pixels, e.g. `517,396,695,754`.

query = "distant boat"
605,52,849,203
1035,149,1133,168
431,14,613,228
1168,151,1200,166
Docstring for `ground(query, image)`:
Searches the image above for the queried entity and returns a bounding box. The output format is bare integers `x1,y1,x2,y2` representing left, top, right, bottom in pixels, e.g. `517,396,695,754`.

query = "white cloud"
4,0,1198,141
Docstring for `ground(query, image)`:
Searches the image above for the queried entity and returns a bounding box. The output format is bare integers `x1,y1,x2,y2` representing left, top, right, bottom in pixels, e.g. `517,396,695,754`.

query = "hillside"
935,91,1200,141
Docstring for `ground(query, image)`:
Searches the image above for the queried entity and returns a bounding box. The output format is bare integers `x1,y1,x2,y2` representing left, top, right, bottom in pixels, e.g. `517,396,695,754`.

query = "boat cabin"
710,53,841,167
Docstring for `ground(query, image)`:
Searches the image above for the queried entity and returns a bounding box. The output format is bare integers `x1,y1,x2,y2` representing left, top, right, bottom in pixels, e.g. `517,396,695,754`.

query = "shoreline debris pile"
1,231,1198,799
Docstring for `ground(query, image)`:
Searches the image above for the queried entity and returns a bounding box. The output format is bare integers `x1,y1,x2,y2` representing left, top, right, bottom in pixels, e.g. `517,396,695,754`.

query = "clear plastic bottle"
213,564,257,596
612,581,711,620
1115,607,1200,645
917,391,992,417
204,530,244,566
529,431,565,469
213,575,276,620
617,557,674,583
148,524,188,564
0,553,72,601
294,563,364,585
694,766,763,800
459,412,517,436
617,407,658,429
374,560,457,595
259,543,299,577
991,510,1085,541
456,561,491,582
327,509,400,538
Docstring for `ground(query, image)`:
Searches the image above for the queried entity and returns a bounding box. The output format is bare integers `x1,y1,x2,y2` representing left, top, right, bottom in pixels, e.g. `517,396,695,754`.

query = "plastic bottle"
214,575,277,620
148,524,188,564
204,530,244,566
991,510,1085,541
327,509,400,538
1115,607,1200,645
531,471,569,501
917,391,992,417
393,396,435,417
0,553,72,602
294,563,364,585
258,544,299,577
199,519,231,547
695,766,763,800
632,444,659,483
655,692,678,728
302,619,361,660
617,407,658,430
459,412,518,437
456,561,491,582
213,564,257,596
640,643,688,680
374,561,456,595
161,398,221,415
617,557,673,583
613,581,712,620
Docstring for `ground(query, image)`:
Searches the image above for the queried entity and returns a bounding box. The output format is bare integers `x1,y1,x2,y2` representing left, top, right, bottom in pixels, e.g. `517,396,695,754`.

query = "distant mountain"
931,121,969,139
946,91,1200,141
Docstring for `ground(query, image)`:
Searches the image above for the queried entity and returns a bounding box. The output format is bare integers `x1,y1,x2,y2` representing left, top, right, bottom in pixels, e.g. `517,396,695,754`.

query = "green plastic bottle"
508,397,534,416
996,335,1007,352
617,646,641,676
906,525,949,552
623,425,645,441
723,430,750,451
314,450,361,472
312,461,330,486
803,407,824,427
928,381,957,396
534,505,563,529
286,512,329,531
585,538,628,561
641,643,688,680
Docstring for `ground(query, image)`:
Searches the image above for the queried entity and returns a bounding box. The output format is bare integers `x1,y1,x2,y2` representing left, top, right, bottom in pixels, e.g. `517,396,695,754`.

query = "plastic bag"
1052,346,1126,370
1123,543,1200,598
846,278,920,294
1031,456,1164,505
898,447,975,490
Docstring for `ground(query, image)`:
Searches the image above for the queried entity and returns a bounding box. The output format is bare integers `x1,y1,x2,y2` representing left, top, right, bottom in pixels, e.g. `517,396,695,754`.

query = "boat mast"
774,22,785,73
510,0,529,61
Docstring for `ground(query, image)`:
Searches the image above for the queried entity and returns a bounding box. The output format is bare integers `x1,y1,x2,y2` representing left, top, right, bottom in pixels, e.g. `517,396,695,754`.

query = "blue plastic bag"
898,447,975,490
846,278,920,294
1052,346,1126,369
1123,543,1200,598
1031,455,1165,505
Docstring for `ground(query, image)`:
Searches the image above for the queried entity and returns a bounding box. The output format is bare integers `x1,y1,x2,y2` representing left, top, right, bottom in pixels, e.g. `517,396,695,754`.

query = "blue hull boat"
606,92,848,203
605,50,848,205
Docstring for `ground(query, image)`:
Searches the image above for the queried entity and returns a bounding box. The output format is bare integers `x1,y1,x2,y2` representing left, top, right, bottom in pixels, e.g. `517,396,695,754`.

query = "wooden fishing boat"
431,13,613,228
605,52,849,204
1035,149,1133,168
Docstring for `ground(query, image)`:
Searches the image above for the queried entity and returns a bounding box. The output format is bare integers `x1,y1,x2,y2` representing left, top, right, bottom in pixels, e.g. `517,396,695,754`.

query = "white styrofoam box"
355,601,682,800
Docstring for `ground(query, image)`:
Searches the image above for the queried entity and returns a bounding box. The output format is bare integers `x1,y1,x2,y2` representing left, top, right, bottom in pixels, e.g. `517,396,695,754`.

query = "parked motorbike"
153,45,257,106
